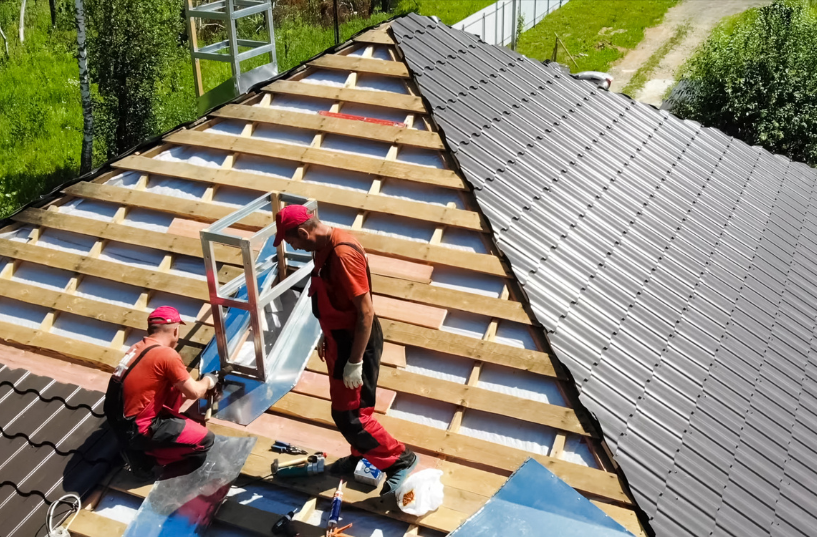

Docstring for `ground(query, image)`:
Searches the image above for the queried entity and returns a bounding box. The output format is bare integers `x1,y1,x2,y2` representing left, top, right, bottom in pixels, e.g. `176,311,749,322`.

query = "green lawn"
397,0,496,25
517,0,678,73
0,1,85,216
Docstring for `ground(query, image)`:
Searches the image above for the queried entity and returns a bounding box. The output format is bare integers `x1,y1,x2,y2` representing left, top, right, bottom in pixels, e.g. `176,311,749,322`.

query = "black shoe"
122,450,157,481
381,449,418,496
329,455,362,476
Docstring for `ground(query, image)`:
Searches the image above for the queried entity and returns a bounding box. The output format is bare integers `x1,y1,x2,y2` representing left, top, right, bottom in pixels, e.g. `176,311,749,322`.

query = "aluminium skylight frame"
200,192,317,381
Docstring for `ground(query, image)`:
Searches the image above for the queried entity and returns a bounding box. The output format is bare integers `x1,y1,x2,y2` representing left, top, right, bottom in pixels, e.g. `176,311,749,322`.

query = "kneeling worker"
105,306,218,476
274,205,417,494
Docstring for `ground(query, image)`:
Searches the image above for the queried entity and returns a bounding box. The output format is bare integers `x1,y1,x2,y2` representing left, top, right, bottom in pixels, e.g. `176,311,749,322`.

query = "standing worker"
274,205,417,495
105,306,218,477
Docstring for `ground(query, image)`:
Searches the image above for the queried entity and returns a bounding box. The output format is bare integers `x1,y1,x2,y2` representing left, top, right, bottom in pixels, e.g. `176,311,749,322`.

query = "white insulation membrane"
51,312,119,346
0,297,49,328
59,198,118,221
460,409,556,457
388,393,456,430
355,74,409,94
75,277,142,308
268,94,334,114
429,266,504,297
404,346,474,384
10,262,73,291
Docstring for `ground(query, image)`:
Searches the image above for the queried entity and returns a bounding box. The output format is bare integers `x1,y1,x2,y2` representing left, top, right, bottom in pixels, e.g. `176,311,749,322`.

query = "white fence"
453,0,571,47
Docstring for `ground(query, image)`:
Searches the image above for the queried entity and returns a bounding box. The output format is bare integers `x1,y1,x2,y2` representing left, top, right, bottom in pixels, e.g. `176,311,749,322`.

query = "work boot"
381,449,418,496
122,449,157,481
329,455,362,476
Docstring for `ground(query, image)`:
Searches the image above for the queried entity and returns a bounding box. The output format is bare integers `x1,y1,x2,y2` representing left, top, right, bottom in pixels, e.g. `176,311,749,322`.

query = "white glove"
343,360,364,389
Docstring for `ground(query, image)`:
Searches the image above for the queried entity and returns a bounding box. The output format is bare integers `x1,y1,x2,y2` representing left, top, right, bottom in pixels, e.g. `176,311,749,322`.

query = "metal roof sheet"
393,13,817,537
0,365,118,537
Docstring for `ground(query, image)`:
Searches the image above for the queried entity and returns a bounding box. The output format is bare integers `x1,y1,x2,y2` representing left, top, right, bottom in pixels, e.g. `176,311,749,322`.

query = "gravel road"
609,0,771,106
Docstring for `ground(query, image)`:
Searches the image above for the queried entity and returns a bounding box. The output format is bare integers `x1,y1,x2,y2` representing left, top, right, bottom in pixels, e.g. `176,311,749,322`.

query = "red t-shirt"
116,337,190,434
317,228,371,312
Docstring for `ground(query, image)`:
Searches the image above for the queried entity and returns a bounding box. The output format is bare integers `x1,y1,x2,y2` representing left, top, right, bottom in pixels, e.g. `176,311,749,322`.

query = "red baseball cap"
147,306,186,325
273,205,311,247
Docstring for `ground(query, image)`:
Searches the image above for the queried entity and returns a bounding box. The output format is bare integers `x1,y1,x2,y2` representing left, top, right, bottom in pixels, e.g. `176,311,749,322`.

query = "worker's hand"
317,334,326,362
203,372,219,391
343,360,363,389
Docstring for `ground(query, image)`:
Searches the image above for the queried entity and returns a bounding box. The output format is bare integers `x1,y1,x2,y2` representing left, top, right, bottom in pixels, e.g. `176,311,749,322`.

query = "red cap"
147,306,186,325
273,205,311,247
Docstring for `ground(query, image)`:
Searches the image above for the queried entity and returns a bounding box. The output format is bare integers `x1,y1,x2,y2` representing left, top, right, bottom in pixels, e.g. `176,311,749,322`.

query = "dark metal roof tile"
392,15,817,537
0,365,117,535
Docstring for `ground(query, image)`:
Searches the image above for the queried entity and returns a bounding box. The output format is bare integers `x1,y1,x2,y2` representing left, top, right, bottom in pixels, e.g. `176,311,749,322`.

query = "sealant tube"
328,480,344,528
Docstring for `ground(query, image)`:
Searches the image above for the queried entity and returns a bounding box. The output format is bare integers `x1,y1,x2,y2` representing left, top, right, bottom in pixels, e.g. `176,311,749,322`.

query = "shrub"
672,0,817,165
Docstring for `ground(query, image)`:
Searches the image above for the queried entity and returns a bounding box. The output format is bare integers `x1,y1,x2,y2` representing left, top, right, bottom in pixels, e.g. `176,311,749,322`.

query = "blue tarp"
450,459,636,537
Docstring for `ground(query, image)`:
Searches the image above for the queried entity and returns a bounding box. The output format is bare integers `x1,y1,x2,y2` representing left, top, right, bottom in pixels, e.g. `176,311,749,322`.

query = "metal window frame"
200,192,317,381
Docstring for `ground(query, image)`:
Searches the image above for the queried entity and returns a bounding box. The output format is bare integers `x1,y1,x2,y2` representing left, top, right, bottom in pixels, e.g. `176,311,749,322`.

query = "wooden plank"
0,279,213,345
216,501,325,537
163,130,466,190
293,369,395,414
591,501,648,537
212,104,444,150
349,231,507,278
382,341,406,367
381,319,558,377
69,510,127,537
13,207,243,266
64,181,270,230
113,156,479,229
272,392,631,504
65,183,505,276
372,274,530,324
0,319,125,370
368,254,433,284
305,353,586,435
0,239,210,301
353,26,396,45
309,54,410,78
265,80,426,114
373,295,447,330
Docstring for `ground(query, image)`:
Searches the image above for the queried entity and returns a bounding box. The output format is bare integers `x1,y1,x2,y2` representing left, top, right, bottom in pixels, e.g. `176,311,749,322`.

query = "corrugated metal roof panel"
0,365,117,537
393,14,817,537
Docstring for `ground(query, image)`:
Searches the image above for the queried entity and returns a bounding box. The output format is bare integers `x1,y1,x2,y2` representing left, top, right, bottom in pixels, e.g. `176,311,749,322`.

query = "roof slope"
0,364,117,537
0,21,643,535
393,14,817,537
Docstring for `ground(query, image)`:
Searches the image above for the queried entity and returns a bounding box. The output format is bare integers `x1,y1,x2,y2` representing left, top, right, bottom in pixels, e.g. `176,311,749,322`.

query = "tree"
19,0,26,42
0,22,8,57
75,0,93,174
85,0,186,157
50,0,58,28
671,0,817,166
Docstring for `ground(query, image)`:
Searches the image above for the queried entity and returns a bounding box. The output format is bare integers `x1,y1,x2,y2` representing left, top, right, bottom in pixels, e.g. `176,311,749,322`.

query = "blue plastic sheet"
124,435,256,537
450,459,636,537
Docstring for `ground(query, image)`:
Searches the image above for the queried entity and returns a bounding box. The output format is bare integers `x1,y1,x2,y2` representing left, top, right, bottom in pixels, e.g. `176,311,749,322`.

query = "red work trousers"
324,318,407,470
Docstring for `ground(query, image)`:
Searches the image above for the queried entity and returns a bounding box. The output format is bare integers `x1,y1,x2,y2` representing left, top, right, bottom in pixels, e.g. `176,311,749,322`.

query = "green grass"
517,0,679,73
397,0,496,25
0,1,85,216
622,21,689,96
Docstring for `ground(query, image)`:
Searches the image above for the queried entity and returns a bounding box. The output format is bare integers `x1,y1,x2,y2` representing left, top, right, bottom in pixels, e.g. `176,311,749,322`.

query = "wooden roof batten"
0,21,646,537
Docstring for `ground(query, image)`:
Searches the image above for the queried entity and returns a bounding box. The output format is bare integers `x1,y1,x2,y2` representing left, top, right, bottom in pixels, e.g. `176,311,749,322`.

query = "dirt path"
609,0,771,105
